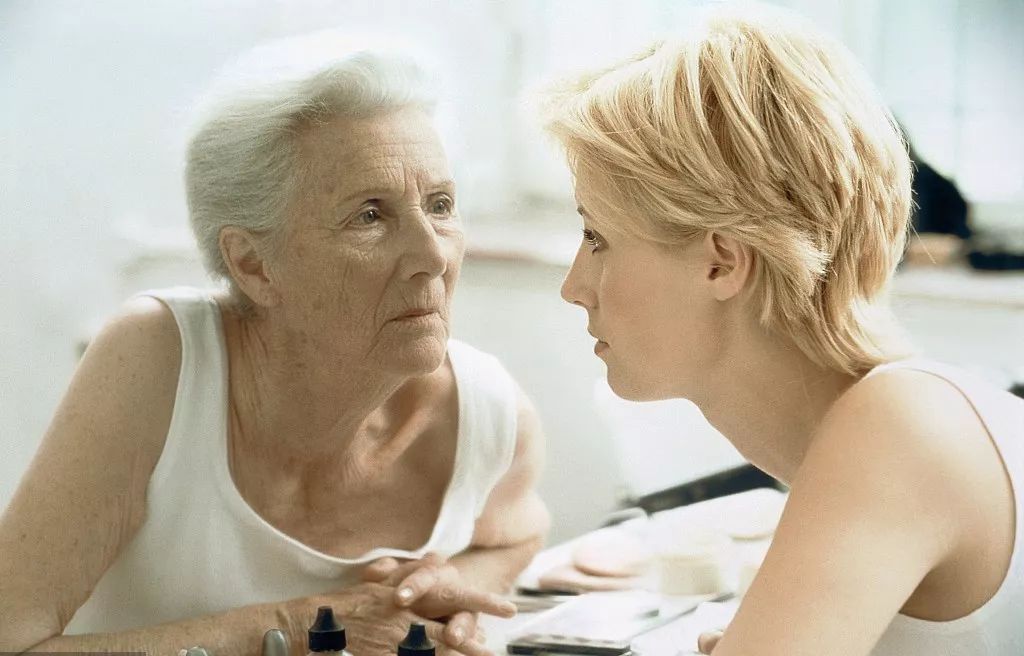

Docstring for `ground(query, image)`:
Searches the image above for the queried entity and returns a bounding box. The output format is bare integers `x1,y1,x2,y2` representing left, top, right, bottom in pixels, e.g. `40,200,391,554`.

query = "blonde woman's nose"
560,255,593,309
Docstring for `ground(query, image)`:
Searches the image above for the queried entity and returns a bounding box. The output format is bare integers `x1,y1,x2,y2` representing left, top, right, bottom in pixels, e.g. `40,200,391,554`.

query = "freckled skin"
272,107,465,378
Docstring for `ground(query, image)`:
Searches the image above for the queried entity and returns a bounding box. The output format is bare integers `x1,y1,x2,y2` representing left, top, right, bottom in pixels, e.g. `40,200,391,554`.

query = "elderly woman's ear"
703,232,754,302
219,226,282,308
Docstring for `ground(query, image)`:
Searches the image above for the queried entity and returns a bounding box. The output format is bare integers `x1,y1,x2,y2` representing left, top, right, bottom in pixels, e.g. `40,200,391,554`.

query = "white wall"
511,0,1024,209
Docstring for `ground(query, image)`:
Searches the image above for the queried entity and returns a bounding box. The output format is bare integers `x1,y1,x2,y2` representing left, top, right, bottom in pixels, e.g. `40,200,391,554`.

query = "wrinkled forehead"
298,107,453,193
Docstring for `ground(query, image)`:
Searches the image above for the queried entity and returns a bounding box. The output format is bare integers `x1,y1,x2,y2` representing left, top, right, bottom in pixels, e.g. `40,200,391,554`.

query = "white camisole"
65,286,519,634
867,359,1024,655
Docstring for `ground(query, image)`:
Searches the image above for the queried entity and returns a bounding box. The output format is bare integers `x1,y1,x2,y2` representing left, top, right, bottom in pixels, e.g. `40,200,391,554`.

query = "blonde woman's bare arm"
706,371,1004,656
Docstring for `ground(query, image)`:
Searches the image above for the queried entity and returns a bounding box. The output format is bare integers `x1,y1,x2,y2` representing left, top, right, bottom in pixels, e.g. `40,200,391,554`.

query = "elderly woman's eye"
430,196,454,216
355,206,382,225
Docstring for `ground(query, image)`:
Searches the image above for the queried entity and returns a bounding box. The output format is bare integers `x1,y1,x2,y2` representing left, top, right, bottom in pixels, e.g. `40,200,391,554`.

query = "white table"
481,489,785,654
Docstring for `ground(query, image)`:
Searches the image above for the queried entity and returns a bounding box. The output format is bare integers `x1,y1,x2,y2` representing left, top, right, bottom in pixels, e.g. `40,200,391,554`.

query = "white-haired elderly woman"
543,5,1023,656
0,38,548,656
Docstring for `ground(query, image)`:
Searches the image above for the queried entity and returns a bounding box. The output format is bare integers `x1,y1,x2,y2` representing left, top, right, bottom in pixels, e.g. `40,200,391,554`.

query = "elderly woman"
0,38,548,656
543,5,1023,656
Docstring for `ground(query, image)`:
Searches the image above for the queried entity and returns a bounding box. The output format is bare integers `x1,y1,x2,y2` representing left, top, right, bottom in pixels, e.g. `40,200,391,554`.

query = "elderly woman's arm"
451,386,550,590
0,299,489,656
0,298,180,652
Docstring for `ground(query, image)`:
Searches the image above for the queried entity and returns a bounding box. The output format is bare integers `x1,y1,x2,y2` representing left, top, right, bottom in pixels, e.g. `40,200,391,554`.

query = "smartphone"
506,634,633,655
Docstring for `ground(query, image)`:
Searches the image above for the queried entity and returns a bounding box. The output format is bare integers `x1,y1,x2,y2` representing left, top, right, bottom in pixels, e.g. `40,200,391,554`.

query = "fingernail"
398,587,414,602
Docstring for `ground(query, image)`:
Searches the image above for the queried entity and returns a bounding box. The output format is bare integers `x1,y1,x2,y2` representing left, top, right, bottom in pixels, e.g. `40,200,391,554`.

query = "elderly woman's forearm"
24,599,303,656
450,536,545,594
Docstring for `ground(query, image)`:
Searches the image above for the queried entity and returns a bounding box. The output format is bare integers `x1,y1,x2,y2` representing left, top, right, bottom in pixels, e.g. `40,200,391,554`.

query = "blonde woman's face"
561,174,724,401
270,107,464,376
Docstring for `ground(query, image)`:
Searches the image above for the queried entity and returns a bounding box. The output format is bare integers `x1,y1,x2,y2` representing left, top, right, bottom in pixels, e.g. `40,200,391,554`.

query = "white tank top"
65,287,519,634
866,359,1024,655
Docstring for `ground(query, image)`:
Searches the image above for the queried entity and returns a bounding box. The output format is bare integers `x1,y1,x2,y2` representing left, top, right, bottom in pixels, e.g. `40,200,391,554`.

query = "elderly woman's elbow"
520,492,552,548
0,608,61,654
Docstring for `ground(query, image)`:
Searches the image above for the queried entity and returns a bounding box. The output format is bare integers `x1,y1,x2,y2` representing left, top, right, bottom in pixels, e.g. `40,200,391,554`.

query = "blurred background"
3,0,1023,543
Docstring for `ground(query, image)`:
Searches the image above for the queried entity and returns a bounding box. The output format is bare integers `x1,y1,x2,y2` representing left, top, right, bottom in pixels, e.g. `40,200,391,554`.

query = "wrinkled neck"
219,301,414,479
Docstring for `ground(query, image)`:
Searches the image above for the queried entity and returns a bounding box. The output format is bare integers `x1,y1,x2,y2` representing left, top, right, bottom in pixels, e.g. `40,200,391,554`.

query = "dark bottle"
307,606,352,656
398,622,435,656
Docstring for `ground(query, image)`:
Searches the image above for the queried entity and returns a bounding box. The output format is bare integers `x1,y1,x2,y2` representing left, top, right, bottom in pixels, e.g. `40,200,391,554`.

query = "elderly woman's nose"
398,210,448,279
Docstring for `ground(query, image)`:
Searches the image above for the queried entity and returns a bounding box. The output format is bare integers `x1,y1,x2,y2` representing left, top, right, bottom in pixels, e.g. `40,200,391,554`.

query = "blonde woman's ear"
703,232,754,301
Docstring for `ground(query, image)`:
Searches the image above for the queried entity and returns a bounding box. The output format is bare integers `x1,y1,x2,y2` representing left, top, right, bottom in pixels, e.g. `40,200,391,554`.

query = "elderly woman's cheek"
438,231,465,280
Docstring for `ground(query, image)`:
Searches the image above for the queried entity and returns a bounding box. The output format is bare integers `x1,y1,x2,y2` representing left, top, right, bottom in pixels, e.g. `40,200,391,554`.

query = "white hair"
185,32,439,298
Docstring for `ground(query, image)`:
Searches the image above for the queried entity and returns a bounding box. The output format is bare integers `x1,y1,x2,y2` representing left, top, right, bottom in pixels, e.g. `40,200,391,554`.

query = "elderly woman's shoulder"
87,296,182,367
78,296,183,412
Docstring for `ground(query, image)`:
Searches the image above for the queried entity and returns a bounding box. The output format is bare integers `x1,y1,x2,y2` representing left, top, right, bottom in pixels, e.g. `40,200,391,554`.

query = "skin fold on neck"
217,296,445,508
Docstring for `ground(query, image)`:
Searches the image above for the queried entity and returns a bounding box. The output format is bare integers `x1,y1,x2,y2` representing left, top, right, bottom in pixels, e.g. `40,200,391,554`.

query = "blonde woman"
542,5,1023,655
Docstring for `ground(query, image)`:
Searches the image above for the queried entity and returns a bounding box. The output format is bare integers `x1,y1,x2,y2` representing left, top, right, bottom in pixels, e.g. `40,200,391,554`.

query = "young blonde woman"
542,5,1023,655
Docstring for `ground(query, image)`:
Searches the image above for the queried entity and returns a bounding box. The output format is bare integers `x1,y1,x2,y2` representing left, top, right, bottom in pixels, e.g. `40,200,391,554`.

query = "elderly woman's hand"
362,553,515,650
299,581,494,656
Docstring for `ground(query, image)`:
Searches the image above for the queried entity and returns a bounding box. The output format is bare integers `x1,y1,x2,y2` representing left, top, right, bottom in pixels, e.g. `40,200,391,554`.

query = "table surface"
481,488,785,655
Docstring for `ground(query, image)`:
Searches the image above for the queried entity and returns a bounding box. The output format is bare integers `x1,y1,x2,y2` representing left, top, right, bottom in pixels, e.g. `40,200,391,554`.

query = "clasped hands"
357,552,515,656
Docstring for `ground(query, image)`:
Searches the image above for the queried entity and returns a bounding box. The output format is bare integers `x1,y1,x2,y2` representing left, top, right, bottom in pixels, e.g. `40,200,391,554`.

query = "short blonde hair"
541,3,912,375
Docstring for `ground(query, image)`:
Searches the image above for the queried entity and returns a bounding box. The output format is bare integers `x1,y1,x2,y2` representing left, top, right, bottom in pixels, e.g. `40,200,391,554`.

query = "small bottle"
307,606,352,656
398,622,435,656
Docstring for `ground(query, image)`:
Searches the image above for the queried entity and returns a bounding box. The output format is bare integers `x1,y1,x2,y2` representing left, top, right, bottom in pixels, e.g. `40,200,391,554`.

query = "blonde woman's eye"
582,228,602,251
430,196,454,216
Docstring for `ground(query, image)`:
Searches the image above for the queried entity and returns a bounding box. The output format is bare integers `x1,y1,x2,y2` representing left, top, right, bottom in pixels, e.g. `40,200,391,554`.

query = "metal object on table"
262,629,290,656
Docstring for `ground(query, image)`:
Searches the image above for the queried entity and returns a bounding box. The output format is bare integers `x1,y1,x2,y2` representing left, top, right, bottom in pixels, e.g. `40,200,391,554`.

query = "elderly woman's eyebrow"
335,179,456,204
426,178,457,193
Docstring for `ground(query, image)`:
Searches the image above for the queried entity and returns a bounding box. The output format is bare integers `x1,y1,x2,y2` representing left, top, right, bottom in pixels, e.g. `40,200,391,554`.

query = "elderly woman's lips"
392,310,439,322
595,340,609,355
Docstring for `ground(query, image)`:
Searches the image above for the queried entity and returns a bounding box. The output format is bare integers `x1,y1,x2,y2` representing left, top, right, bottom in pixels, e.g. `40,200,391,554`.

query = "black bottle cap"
398,622,435,656
308,606,347,652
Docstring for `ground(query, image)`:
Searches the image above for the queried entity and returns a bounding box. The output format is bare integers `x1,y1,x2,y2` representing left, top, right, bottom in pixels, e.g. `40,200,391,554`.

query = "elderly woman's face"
272,107,464,376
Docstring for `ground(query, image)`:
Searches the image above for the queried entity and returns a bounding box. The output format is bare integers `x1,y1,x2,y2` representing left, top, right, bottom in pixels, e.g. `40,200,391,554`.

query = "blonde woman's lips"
594,340,609,355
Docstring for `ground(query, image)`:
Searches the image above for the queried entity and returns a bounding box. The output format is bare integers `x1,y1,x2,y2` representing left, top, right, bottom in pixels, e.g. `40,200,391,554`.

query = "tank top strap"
446,338,519,517
133,286,228,491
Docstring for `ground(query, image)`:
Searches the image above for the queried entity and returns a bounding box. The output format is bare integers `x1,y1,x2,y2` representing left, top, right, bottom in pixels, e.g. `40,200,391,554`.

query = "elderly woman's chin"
377,319,450,376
